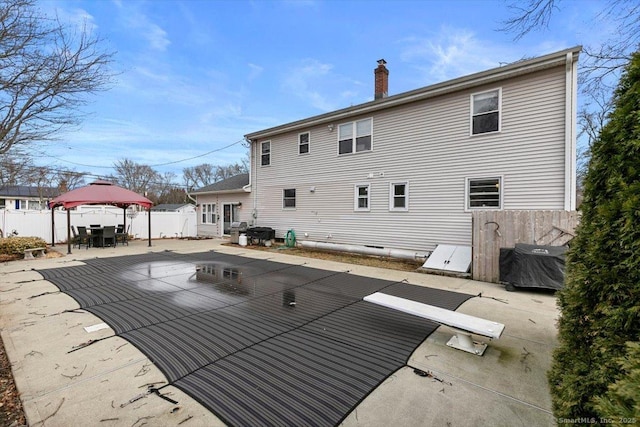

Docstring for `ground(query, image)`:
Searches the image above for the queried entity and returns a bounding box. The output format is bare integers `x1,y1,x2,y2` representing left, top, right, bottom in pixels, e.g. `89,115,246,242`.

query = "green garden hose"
285,229,296,248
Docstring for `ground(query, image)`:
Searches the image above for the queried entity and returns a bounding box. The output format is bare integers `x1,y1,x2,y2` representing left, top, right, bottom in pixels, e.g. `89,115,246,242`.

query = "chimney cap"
377,59,387,66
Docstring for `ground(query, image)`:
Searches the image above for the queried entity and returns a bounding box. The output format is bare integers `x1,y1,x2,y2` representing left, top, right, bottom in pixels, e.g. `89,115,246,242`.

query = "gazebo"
48,180,154,254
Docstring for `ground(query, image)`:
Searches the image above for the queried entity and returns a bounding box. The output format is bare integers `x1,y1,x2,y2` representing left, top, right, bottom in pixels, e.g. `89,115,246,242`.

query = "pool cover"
37,251,473,426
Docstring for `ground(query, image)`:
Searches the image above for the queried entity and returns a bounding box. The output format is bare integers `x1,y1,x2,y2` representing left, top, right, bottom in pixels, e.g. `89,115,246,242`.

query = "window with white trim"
283,188,296,209
471,89,500,135
261,141,271,166
389,182,408,211
299,132,310,154
202,203,216,224
354,184,370,211
467,177,501,209
338,118,372,154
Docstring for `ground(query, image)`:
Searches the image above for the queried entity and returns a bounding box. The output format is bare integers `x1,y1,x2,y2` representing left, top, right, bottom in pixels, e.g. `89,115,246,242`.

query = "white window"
389,182,409,211
299,132,310,154
261,141,271,166
466,177,502,209
471,89,501,135
202,203,216,224
283,188,296,209
30,200,46,210
338,118,372,154
354,184,370,211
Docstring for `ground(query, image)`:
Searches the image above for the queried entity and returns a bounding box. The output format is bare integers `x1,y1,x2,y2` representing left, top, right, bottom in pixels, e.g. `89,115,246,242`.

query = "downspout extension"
299,240,429,262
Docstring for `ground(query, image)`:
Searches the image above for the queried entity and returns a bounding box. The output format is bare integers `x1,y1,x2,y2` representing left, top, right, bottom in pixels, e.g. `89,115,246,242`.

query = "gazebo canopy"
49,180,153,209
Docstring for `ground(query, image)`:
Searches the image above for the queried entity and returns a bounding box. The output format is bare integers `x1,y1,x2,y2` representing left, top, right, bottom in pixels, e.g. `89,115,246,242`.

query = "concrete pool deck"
0,239,558,426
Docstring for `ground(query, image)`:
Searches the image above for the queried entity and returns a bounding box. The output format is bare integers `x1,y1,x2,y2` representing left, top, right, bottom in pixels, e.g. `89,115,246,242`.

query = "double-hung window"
202,203,216,224
261,141,271,166
467,177,502,209
338,118,372,154
354,184,370,211
389,182,409,211
299,132,310,154
283,189,296,209
471,89,501,135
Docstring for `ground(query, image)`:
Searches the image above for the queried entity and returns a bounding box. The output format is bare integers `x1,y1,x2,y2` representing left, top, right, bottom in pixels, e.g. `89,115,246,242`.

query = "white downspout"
564,52,578,211
242,137,252,193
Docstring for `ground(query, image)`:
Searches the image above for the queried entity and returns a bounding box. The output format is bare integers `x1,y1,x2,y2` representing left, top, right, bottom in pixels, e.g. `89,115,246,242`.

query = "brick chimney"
374,59,388,100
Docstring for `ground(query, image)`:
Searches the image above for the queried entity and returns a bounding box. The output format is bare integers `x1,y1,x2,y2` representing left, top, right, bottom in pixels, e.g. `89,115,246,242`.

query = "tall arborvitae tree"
548,52,640,418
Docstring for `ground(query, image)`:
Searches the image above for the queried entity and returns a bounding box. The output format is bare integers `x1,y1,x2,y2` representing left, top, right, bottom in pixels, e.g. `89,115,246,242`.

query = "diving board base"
446,331,488,356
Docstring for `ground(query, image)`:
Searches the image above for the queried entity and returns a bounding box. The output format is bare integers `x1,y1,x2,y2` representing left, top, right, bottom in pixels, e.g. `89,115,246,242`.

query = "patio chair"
71,225,79,248
116,224,129,246
101,226,116,248
76,226,91,249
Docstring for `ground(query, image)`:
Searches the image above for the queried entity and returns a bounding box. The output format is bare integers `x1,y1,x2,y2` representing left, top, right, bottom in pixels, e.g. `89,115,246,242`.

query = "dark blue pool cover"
37,251,473,426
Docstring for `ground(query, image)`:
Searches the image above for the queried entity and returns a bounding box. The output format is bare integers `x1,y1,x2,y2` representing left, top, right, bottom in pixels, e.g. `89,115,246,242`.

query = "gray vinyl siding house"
244,46,580,254
190,174,253,237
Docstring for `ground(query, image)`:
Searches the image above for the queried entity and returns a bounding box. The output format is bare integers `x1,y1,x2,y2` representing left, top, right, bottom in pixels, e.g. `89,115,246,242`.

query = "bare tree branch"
0,0,115,154
500,0,559,41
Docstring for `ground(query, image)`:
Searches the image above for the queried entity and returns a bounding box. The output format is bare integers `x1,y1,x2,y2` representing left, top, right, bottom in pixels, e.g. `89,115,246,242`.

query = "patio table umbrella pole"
148,207,152,247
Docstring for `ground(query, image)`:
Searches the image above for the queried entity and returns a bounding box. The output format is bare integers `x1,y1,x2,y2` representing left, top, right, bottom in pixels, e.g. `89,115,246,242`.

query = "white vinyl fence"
0,207,197,243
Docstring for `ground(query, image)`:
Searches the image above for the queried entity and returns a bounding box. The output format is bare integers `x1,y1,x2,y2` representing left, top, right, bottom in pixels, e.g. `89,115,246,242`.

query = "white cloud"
399,26,519,84
114,3,170,52
282,59,338,111
248,63,264,81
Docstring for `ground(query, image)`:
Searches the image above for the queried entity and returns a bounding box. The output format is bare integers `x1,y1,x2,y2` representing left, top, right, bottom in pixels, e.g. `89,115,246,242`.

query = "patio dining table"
88,226,104,247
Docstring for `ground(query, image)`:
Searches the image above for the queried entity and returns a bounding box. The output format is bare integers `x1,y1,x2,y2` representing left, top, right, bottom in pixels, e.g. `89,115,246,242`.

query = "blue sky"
36,0,610,183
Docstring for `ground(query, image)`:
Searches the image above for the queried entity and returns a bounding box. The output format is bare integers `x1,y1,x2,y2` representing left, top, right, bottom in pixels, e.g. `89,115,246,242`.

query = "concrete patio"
0,239,558,426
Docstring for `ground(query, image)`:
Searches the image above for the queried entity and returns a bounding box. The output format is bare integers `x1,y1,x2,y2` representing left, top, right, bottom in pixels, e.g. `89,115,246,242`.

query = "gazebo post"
148,207,152,247
50,207,55,247
122,206,127,239
66,209,72,255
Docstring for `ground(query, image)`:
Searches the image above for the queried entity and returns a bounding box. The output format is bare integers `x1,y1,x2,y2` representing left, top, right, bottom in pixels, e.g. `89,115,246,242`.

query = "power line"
35,138,247,169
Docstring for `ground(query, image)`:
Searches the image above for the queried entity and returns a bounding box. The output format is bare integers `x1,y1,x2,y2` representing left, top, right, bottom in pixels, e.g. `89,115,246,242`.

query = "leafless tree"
0,0,115,154
183,163,216,191
501,0,639,92
0,152,33,185
110,159,159,195
183,160,248,191
157,187,188,205
502,0,560,41
54,169,86,191
501,0,639,188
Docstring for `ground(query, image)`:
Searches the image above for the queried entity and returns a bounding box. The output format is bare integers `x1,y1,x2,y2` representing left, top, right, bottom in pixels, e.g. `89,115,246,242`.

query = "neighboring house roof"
151,203,195,211
191,173,250,195
0,185,60,198
245,46,582,140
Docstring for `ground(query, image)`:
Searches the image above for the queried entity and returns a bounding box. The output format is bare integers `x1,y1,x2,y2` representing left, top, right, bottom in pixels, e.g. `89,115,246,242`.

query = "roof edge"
245,46,582,140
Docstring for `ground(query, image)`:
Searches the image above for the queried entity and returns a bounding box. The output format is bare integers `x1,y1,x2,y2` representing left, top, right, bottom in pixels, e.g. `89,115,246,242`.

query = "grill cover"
499,243,567,290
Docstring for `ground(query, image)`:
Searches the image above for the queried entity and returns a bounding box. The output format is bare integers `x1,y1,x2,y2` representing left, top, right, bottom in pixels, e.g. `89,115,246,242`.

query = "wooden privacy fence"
471,210,581,283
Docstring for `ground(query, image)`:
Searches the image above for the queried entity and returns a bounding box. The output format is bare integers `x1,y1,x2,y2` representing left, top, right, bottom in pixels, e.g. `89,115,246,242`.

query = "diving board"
364,292,505,356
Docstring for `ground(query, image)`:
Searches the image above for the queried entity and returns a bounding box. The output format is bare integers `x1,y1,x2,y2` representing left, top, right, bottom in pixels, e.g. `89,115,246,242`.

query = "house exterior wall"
249,64,574,253
0,197,49,210
195,192,253,237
